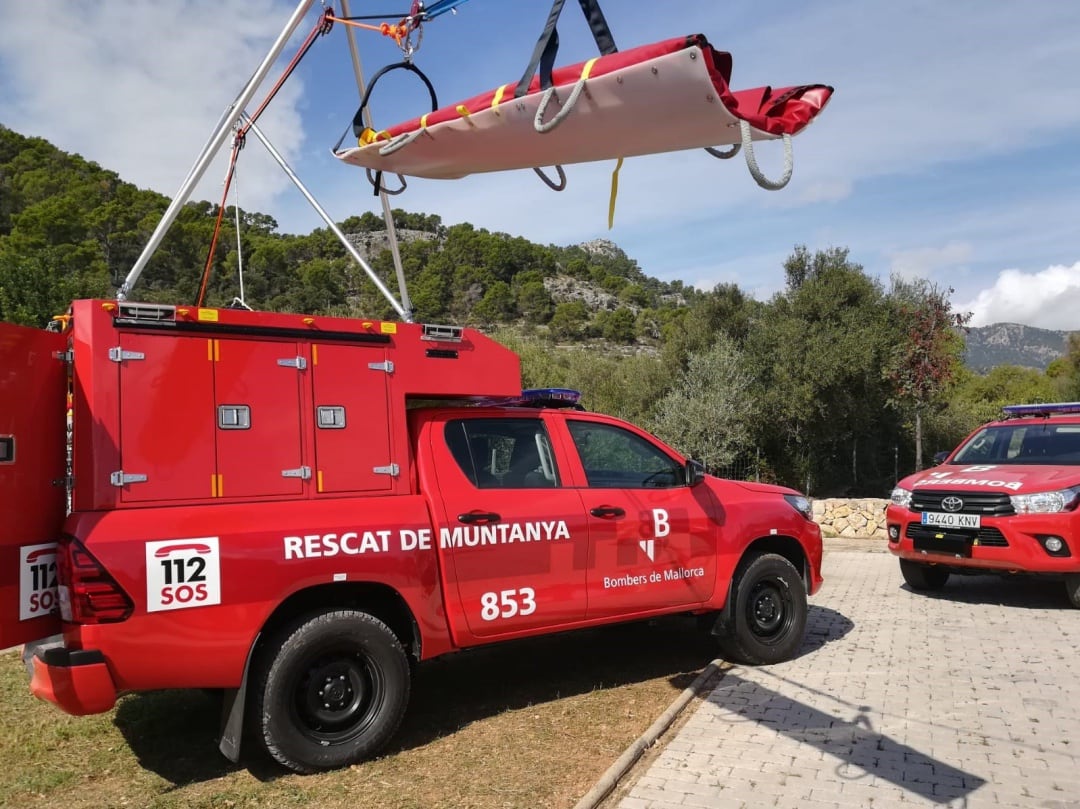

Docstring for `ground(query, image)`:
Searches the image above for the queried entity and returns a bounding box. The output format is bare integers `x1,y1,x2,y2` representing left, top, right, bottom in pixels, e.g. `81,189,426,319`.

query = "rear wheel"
253,610,410,773
716,554,807,665
899,559,950,591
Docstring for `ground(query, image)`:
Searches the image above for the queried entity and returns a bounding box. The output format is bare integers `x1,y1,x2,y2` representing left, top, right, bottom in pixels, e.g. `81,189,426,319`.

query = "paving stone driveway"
617,541,1080,809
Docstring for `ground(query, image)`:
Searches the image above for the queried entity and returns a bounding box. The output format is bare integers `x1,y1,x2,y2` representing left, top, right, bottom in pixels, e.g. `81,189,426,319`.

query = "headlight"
1010,486,1080,514
784,494,813,521
890,487,912,508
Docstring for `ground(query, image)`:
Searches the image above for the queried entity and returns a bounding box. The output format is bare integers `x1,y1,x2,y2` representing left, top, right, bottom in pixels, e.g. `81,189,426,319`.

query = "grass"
0,616,718,809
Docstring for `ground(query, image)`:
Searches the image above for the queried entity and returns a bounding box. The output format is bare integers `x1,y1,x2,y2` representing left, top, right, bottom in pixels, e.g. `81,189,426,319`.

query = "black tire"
1065,575,1080,609
252,610,410,773
716,554,807,665
899,559,950,591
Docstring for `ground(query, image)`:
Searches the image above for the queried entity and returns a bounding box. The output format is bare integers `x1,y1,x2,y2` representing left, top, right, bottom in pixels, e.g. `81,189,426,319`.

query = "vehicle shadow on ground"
114,614,720,785
709,672,986,804
903,574,1072,610
796,605,854,658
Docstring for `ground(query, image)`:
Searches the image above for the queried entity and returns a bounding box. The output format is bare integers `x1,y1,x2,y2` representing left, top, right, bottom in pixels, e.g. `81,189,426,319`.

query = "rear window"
952,423,1080,465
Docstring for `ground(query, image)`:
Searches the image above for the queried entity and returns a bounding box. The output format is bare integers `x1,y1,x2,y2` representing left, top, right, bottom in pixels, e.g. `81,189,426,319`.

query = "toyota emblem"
941,496,964,512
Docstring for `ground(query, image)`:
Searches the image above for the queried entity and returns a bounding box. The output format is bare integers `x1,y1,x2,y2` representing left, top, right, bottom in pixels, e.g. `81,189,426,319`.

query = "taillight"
57,537,133,624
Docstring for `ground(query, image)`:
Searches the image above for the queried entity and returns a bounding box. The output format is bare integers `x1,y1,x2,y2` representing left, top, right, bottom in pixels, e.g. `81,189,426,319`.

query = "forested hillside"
4,124,1080,496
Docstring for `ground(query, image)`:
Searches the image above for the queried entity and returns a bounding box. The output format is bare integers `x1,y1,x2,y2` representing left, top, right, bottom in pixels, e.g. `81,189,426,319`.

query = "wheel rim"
746,578,794,644
291,648,385,744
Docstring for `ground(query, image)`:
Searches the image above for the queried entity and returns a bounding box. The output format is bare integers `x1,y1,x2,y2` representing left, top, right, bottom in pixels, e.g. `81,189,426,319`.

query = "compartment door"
213,339,305,498
117,333,217,502
310,343,392,494
0,323,66,647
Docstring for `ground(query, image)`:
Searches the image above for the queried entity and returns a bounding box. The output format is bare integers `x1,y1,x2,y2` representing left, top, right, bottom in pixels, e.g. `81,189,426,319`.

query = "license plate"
921,511,980,529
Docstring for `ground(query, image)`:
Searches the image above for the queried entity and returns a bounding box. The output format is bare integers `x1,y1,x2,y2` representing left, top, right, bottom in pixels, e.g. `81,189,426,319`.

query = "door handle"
458,511,501,524
590,506,625,518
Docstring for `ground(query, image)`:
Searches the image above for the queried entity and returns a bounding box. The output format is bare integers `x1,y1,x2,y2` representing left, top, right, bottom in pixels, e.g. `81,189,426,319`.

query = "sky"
1,1,1079,329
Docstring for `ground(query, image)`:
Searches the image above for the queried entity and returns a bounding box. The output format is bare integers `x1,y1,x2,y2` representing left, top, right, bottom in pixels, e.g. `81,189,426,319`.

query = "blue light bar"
521,388,581,405
1002,402,1080,418
473,388,582,408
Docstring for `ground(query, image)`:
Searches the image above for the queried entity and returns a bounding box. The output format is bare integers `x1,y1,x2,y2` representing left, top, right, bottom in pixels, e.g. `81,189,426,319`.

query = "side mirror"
686,459,706,486
932,451,950,466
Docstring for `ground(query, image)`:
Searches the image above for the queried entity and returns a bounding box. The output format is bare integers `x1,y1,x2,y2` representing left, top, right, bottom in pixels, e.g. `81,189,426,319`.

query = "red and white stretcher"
333,34,833,190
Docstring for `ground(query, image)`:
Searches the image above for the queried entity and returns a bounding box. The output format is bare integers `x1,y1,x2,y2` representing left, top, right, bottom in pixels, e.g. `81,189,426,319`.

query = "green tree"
885,277,971,471
652,335,753,469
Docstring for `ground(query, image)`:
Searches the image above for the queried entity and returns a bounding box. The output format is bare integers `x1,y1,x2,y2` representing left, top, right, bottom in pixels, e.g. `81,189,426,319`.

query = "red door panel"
117,333,216,502
310,343,392,494
214,339,304,498
578,488,718,617
427,417,589,642
0,323,66,647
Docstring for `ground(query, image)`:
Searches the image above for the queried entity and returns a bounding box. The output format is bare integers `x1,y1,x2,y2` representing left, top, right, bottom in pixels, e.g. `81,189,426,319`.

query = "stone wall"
811,498,889,539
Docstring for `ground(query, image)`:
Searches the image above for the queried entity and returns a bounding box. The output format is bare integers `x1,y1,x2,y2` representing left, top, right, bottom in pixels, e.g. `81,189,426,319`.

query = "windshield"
952,423,1080,465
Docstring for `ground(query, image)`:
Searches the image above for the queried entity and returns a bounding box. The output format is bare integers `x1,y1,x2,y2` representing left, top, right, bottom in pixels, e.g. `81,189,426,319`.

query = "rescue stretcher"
333,34,833,189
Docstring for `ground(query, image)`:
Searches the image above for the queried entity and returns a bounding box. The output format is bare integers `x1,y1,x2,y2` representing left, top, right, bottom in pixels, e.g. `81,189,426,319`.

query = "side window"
567,420,684,488
444,418,560,489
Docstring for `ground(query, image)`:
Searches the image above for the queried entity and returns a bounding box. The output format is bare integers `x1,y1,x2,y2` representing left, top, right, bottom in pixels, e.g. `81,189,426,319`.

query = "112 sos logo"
145,538,221,612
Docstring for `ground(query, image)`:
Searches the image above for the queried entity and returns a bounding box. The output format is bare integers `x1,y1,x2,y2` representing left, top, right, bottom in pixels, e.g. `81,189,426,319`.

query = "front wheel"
716,554,807,665
252,610,410,773
1065,575,1080,608
899,559,950,591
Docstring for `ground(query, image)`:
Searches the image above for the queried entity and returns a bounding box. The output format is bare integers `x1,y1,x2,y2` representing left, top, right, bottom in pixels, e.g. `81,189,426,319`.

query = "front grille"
905,523,1009,547
911,490,1014,517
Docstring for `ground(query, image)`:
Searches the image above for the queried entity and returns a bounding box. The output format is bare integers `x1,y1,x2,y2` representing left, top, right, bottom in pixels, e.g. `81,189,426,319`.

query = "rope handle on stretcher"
533,165,567,191
533,56,598,134
738,120,793,190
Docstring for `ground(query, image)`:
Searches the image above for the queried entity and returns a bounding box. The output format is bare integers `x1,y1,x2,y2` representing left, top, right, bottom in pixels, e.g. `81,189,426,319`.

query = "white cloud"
888,241,973,281
0,1,301,207
961,262,1080,330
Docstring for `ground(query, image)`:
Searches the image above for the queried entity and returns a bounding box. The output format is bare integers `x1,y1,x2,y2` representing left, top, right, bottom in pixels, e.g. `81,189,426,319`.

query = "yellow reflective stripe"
420,113,430,129
581,57,599,80
491,83,507,110
317,470,324,493
210,474,217,497
312,344,318,366
608,157,624,230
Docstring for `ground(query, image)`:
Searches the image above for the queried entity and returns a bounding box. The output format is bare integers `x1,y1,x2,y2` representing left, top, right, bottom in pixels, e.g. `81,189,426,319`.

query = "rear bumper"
23,635,118,715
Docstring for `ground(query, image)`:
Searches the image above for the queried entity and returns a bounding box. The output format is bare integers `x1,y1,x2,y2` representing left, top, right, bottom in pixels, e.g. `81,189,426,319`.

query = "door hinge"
110,471,147,486
108,347,145,362
368,360,395,374
277,357,307,370
281,465,312,480
373,463,400,477
52,475,75,488
53,349,74,363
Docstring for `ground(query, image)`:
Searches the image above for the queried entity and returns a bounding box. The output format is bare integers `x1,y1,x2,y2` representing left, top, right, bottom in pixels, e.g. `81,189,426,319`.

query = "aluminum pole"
117,0,317,301
340,0,414,319
243,117,408,320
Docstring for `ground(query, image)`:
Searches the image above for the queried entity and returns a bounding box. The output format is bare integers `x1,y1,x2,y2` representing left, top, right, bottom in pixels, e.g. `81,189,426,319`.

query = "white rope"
534,79,588,134
739,119,793,190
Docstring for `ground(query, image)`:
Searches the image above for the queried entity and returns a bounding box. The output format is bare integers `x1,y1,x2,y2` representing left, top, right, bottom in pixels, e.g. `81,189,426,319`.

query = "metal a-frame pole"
243,116,408,320
117,0,317,301
340,0,414,320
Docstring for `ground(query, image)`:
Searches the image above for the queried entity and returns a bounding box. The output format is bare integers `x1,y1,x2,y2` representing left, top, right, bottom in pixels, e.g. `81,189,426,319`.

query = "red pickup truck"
888,402,1080,607
2,299,822,773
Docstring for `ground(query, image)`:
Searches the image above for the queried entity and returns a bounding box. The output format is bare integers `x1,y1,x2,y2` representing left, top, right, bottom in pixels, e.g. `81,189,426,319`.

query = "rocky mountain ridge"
963,323,1072,371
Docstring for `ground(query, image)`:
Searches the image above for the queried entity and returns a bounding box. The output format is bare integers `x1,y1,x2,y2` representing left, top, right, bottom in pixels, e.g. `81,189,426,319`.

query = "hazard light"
1002,402,1080,419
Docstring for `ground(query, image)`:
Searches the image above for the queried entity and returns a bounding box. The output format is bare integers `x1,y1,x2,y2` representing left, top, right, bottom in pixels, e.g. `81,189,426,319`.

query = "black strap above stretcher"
513,0,618,99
